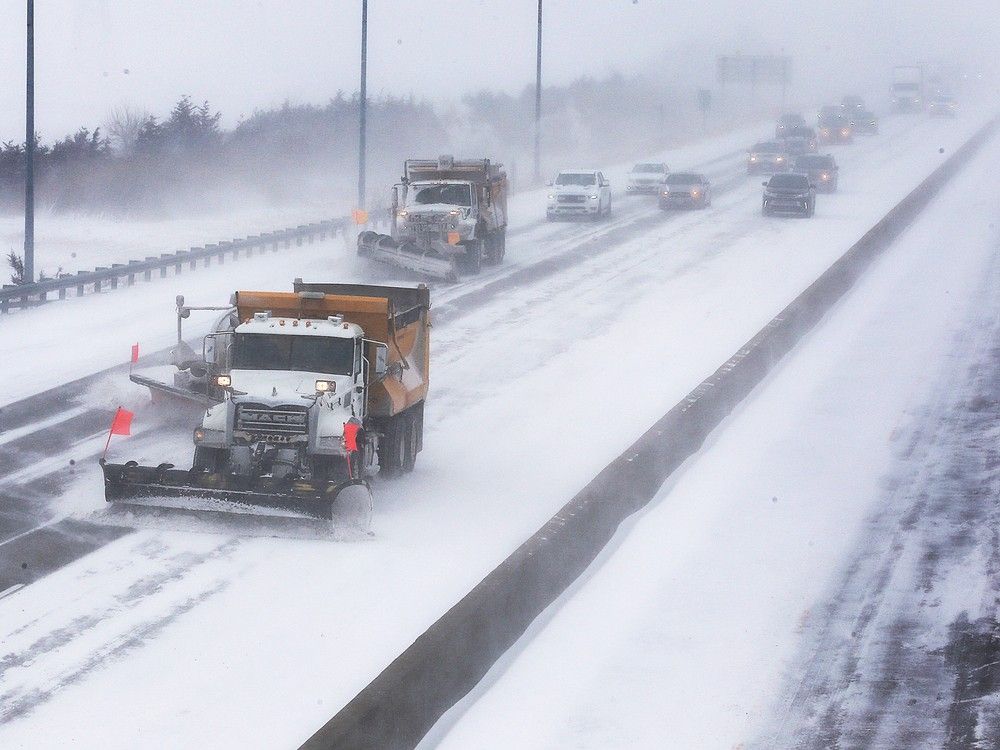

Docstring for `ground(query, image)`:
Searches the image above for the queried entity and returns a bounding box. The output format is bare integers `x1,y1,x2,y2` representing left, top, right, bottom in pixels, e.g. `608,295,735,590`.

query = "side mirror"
601,180,610,187
762,181,768,187
203,334,217,364
368,341,389,379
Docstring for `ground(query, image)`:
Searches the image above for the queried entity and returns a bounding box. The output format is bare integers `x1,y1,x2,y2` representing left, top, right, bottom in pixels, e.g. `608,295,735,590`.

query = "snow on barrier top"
298,115,999,750
0,218,351,314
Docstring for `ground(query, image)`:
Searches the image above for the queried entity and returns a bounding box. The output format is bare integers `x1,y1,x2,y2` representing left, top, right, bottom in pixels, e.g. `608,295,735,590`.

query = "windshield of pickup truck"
232,334,355,375
555,172,596,186
409,183,472,206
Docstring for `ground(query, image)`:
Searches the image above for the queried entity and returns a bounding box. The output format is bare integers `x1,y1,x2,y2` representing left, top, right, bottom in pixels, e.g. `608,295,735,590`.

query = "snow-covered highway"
0,108,995,749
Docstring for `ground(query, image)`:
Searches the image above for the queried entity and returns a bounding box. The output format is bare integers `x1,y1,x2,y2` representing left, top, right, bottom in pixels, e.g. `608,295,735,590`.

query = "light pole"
24,0,34,284
533,0,542,182
358,0,368,210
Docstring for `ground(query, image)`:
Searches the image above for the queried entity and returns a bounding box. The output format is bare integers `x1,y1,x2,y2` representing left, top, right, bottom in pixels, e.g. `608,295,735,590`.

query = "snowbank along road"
0,107,994,748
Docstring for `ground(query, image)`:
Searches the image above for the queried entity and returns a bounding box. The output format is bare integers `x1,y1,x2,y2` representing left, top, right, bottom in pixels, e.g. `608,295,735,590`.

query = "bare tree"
104,104,149,156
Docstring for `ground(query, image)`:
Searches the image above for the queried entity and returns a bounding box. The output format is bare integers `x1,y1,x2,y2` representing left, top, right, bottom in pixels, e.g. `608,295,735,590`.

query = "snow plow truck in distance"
102,282,430,522
357,156,507,281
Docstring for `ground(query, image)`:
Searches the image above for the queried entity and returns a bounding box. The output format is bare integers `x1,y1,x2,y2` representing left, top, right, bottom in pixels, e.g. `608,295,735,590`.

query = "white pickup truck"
546,170,612,221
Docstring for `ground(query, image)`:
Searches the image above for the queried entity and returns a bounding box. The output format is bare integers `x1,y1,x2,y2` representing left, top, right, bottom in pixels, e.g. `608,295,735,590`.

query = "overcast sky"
0,0,995,141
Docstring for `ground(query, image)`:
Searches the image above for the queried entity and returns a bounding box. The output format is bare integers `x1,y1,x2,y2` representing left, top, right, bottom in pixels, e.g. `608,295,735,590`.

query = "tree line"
0,72,708,218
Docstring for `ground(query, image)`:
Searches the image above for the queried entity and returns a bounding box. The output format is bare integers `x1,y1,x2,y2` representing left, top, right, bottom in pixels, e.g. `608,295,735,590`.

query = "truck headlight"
315,379,336,393
547,194,555,200
193,427,226,446
215,374,231,387
589,194,598,200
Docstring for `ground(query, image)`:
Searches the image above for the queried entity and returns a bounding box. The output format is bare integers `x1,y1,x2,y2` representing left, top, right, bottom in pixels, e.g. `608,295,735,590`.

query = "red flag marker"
343,421,360,452
103,406,135,457
131,343,140,363
343,421,361,477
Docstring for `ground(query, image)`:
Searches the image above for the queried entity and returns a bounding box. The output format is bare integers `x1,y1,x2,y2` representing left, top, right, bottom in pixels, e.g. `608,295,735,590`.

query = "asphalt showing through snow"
753,238,1000,749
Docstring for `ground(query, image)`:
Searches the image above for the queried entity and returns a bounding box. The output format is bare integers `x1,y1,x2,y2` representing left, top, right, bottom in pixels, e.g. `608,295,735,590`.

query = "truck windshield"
232,334,354,375
410,183,472,206
555,173,596,186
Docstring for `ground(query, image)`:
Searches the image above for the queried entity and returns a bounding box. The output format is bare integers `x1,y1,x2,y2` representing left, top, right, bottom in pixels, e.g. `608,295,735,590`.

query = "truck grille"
236,404,309,437
557,195,587,204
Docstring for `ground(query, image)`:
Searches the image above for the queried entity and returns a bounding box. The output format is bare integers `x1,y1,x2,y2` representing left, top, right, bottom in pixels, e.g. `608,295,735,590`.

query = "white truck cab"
196,312,369,474
546,170,612,220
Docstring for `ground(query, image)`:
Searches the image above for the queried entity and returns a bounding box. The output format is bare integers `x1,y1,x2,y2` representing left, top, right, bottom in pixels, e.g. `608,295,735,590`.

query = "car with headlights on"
546,170,612,221
747,141,790,175
659,173,711,210
793,154,839,192
775,113,807,139
780,125,818,156
851,109,879,135
928,94,957,117
626,162,669,194
818,113,854,144
762,173,816,217
841,95,866,115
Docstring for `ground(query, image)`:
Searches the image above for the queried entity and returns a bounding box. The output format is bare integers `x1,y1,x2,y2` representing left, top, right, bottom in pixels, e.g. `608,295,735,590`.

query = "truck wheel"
486,228,506,264
378,415,408,478
193,446,226,472
402,415,419,472
461,240,483,274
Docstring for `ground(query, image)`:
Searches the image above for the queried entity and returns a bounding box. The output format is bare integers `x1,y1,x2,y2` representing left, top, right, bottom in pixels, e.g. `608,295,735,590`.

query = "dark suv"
852,109,879,135
818,113,854,144
762,173,816,217
793,154,839,192
775,113,807,139
659,173,712,209
747,141,790,175
780,126,818,155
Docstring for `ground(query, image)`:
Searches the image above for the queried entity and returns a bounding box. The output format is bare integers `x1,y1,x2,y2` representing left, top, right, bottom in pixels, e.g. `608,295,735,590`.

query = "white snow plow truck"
102,282,430,521
357,156,507,281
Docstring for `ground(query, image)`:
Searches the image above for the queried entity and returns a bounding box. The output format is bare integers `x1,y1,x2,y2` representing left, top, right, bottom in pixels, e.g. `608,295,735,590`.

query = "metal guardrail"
0,217,355,314
299,116,999,750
